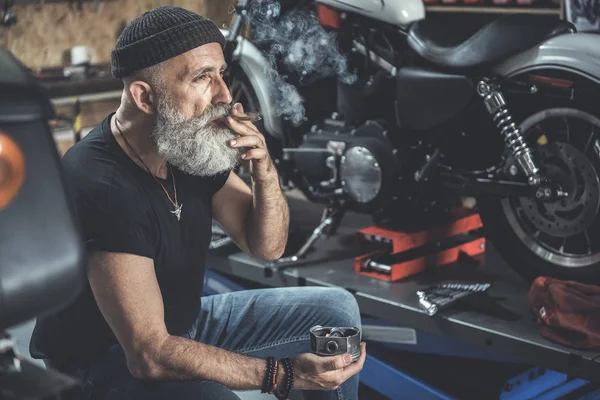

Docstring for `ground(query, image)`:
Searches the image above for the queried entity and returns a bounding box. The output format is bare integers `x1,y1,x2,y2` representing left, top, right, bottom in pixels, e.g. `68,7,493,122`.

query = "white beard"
152,98,241,177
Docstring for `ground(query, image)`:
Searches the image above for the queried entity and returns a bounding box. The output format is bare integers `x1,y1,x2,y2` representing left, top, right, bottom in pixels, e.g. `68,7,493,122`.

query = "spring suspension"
477,80,541,185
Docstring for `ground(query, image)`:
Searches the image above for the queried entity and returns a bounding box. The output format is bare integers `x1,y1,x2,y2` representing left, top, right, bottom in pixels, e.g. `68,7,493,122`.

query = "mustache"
158,102,262,128
202,103,233,121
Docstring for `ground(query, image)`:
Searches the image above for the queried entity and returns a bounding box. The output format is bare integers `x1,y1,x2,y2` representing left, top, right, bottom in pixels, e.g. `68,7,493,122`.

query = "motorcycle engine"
290,119,401,212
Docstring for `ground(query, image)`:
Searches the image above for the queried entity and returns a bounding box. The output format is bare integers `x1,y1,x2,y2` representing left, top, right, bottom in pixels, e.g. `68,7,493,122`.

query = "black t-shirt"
30,113,229,361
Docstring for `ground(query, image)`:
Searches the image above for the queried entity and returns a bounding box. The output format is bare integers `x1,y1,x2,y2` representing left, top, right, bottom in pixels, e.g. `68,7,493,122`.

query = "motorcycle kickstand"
269,205,346,267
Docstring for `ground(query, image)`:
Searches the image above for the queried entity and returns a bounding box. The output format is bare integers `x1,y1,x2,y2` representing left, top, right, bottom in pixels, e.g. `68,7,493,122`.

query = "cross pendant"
171,203,183,221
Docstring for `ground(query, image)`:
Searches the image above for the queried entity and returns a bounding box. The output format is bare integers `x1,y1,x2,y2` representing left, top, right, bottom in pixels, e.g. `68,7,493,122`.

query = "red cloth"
528,276,600,349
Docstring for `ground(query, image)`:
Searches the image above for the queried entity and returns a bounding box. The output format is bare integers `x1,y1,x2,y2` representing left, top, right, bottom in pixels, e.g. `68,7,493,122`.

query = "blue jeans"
61,287,362,400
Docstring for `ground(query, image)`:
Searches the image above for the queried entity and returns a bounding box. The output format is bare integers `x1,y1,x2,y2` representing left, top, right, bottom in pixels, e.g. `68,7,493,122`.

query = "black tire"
479,107,600,284
226,64,262,119
480,202,600,284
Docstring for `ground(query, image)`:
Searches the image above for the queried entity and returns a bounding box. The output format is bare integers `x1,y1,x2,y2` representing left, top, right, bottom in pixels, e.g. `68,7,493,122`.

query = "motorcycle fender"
220,29,285,139
493,32,600,83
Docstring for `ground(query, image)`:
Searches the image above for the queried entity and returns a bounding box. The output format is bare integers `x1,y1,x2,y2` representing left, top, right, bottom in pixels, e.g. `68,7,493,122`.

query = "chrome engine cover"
340,146,383,204
292,119,400,211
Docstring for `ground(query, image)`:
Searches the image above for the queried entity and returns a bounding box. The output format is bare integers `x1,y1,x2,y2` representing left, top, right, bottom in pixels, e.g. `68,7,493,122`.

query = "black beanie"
111,6,226,79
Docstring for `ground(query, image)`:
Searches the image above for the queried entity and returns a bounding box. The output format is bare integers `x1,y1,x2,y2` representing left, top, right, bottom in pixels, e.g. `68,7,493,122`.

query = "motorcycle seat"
407,14,575,70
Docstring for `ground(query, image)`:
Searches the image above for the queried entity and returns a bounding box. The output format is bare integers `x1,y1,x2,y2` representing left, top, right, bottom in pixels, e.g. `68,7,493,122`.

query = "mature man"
30,6,365,400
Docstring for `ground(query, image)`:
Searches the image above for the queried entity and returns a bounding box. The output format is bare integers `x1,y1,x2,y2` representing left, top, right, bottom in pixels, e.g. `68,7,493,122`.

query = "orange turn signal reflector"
528,74,574,89
317,4,341,29
0,132,25,210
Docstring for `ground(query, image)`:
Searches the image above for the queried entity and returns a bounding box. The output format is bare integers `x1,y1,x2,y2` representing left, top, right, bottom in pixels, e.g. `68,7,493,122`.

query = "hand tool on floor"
417,282,491,316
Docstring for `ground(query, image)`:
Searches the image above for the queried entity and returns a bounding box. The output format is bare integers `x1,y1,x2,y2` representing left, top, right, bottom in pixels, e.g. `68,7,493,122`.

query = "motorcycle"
217,0,600,283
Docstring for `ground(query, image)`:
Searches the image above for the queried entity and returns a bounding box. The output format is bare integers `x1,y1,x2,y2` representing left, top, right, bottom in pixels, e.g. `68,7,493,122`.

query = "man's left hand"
226,103,275,183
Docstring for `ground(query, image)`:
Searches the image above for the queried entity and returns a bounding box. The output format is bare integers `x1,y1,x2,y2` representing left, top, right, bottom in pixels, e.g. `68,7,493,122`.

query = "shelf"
425,5,562,15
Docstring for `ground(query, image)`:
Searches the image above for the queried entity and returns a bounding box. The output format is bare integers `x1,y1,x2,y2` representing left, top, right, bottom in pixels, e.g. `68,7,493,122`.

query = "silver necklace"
116,118,183,221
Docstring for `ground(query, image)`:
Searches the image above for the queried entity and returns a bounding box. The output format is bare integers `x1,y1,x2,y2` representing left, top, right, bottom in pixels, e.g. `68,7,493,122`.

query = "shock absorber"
477,79,541,185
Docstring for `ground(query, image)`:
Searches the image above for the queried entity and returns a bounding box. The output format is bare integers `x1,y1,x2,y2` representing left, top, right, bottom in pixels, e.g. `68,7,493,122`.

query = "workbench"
206,194,600,399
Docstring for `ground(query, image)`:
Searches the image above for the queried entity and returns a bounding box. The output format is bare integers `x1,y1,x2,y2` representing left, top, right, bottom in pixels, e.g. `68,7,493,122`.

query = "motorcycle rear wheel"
479,107,600,283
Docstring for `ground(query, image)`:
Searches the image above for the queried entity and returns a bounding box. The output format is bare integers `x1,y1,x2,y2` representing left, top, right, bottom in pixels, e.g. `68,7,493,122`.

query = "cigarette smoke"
246,0,356,125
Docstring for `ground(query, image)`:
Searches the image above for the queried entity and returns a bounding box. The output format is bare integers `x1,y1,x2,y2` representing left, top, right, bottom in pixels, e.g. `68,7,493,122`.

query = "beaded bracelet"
261,357,275,394
275,358,294,400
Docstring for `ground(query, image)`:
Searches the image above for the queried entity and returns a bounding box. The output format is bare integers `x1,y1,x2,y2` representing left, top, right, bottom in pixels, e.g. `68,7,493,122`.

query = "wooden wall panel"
0,0,235,156
0,0,234,69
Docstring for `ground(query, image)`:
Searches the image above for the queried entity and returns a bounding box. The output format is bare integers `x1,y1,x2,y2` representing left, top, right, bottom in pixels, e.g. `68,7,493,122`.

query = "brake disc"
518,142,600,237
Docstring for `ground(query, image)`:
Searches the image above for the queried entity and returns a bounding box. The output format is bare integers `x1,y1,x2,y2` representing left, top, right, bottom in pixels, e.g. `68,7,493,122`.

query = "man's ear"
128,81,158,115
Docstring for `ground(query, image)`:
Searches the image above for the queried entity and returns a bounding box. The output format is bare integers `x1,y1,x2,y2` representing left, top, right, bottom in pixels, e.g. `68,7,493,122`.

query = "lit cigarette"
231,112,262,122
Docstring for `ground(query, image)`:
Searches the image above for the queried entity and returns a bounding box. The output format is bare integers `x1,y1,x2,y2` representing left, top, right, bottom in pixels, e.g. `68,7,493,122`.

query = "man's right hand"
288,342,367,391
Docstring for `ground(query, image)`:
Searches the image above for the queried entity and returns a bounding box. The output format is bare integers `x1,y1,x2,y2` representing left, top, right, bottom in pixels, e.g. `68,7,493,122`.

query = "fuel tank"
316,0,425,27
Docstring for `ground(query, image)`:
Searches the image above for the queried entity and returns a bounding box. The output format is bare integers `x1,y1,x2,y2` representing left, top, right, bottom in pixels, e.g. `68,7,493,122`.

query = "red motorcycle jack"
354,211,486,282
